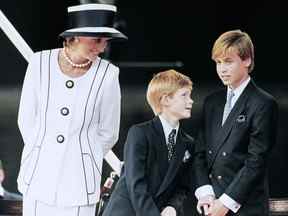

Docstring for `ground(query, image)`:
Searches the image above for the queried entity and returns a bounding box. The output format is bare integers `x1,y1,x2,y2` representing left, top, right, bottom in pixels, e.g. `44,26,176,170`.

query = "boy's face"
164,87,193,121
214,50,251,89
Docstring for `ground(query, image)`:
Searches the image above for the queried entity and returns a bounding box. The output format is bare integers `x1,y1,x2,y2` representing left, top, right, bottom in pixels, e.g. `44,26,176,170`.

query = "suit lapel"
212,91,226,136
156,129,186,197
210,81,255,167
206,90,226,149
152,117,169,180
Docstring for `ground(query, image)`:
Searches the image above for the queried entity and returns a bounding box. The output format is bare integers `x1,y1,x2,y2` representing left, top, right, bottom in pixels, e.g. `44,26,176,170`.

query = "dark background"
1,0,288,215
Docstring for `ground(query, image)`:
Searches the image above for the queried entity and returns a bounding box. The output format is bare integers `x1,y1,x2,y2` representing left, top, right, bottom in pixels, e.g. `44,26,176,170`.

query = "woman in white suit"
17,3,127,216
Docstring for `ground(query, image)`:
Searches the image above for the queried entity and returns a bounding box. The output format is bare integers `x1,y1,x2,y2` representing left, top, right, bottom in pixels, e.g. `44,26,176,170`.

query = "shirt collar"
159,115,179,143
227,76,250,107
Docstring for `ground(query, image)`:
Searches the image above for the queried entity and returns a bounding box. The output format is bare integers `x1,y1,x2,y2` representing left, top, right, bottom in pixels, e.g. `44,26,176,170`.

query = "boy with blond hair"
194,30,278,216
103,69,195,216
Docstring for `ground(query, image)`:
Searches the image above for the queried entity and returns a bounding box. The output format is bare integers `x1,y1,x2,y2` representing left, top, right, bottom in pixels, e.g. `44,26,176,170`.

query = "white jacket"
17,49,121,206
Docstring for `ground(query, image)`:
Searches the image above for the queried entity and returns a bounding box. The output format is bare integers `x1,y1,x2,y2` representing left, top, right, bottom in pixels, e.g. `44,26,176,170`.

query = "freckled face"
166,87,193,120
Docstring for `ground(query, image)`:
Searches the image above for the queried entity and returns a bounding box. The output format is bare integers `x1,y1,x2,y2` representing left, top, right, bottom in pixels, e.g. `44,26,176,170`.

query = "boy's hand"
197,195,215,215
161,206,177,216
208,199,229,216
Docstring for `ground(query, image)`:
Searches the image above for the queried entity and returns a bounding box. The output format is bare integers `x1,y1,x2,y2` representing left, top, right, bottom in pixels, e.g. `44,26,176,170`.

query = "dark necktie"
167,129,177,161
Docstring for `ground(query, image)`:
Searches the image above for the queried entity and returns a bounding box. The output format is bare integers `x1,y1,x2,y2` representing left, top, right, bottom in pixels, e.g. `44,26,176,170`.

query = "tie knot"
227,90,234,100
226,90,235,106
168,129,176,139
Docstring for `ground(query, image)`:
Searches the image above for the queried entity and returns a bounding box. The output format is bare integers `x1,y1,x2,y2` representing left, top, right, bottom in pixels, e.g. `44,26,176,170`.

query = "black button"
57,135,65,143
66,80,74,88
60,107,69,116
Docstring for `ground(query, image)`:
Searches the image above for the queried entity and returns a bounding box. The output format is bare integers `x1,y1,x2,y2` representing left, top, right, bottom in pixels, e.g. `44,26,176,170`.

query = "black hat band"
67,10,115,29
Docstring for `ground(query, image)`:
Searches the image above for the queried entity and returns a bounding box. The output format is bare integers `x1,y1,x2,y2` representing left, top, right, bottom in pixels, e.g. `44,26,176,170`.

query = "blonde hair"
212,30,255,72
146,69,192,115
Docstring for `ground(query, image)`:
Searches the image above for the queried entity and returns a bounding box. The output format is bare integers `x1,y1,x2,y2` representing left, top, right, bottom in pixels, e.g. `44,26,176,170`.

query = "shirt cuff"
219,193,241,213
195,185,215,200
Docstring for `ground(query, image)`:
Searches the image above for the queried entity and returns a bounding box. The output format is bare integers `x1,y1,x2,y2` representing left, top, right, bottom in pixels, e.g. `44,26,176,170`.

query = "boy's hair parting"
212,29,255,72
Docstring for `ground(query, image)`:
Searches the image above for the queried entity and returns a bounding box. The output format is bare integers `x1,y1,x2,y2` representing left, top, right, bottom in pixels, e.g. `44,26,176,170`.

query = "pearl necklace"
63,48,92,68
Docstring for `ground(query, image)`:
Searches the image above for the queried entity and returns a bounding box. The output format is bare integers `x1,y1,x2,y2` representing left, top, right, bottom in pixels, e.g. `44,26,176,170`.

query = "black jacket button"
60,107,69,116
57,135,65,143
66,80,74,88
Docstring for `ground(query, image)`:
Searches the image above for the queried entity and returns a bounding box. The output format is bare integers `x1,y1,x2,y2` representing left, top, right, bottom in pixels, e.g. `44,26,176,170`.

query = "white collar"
227,76,251,107
159,115,179,144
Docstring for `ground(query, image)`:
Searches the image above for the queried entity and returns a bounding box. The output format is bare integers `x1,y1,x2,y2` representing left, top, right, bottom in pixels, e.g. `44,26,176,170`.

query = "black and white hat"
60,4,127,40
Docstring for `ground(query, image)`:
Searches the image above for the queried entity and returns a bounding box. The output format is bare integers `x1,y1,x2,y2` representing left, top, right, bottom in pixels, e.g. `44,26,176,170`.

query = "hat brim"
59,30,127,40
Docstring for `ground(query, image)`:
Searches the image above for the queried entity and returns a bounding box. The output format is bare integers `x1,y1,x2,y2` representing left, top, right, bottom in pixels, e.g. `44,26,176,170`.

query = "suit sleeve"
166,175,190,215
225,98,278,203
124,125,161,216
17,53,39,147
97,65,121,156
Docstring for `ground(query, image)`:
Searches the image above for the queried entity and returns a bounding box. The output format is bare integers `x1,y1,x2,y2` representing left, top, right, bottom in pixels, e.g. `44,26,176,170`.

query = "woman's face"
75,37,110,61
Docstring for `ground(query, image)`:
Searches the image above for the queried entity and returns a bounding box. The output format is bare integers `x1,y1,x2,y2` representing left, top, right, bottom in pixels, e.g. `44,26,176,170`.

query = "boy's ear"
243,57,251,67
160,94,170,107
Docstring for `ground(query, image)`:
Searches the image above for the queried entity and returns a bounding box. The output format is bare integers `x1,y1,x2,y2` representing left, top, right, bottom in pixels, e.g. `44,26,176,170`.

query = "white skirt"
23,194,96,216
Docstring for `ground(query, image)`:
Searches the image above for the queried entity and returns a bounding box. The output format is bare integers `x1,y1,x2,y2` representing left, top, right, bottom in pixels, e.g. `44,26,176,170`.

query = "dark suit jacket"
194,80,278,216
103,117,194,216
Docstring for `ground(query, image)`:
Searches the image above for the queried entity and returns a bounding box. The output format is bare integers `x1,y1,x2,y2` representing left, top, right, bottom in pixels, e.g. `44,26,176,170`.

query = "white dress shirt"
159,115,179,144
229,76,251,109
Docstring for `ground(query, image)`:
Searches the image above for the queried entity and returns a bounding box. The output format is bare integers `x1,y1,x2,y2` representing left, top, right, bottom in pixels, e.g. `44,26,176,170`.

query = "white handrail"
0,10,33,62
